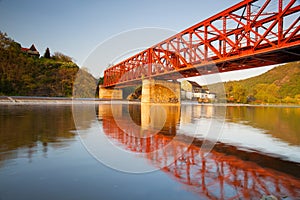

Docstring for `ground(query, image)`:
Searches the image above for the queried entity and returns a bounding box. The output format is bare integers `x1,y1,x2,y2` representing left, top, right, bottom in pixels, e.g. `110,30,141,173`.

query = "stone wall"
99,86,123,99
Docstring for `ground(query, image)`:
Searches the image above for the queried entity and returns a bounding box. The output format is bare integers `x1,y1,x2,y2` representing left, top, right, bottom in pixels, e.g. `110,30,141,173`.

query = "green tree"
233,83,246,103
98,77,104,85
44,47,51,58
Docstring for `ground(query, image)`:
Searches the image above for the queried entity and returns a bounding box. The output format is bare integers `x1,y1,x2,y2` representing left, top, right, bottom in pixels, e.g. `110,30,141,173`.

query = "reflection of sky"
180,115,300,164
78,121,158,173
220,122,300,163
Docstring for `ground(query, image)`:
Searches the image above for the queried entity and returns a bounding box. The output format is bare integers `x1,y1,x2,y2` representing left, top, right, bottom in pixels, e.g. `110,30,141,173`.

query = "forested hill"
210,61,300,104
0,32,97,97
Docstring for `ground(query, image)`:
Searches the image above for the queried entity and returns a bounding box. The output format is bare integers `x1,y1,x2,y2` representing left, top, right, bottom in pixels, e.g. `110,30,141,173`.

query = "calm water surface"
0,103,300,200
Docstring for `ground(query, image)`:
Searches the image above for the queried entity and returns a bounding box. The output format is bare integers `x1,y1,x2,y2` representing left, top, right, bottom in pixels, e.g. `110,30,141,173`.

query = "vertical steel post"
148,48,152,78
223,16,227,56
278,0,283,46
246,2,251,47
204,25,208,61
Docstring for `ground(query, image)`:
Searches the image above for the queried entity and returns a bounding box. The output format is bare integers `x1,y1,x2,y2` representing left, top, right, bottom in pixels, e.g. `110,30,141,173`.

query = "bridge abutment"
99,86,123,99
141,79,181,104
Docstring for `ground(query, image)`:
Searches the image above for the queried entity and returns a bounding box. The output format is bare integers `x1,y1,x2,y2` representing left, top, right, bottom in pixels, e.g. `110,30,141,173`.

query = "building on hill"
181,80,216,101
21,44,40,57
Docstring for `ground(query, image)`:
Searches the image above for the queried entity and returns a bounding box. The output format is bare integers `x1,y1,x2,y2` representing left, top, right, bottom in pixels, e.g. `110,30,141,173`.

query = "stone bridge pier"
98,86,123,99
99,79,181,104
141,79,180,104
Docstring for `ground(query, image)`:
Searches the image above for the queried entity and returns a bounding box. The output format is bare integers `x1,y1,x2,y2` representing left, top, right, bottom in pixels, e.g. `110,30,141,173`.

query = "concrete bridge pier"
141,79,181,104
99,86,123,99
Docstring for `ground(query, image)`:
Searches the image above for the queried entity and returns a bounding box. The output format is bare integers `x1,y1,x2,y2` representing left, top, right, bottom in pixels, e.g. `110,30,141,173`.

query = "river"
0,102,299,199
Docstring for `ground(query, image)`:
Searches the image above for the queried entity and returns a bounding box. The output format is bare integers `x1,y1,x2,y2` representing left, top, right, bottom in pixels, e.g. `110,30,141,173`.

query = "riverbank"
1,96,300,107
182,100,300,108
0,96,103,105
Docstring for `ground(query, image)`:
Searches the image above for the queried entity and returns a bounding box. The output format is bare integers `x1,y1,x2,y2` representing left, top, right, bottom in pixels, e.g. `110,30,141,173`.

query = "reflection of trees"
0,105,76,164
226,106,300,145
72,104,98,130
99,104,300,199
183,104,300,145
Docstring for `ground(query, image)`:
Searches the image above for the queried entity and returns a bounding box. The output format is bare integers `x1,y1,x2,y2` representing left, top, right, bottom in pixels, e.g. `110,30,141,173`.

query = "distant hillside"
209,61,300,104
0,31,97,97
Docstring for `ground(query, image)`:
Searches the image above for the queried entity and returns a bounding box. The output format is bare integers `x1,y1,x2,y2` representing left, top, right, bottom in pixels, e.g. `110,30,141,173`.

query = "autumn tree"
0,32,88,97
52,52,73,62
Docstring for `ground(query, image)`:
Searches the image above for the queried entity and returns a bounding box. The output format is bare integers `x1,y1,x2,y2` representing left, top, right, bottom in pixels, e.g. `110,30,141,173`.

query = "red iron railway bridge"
103,0,300,88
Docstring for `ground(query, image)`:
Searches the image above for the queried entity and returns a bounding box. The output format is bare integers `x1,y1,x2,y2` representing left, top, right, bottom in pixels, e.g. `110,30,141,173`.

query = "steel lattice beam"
103,0,300,87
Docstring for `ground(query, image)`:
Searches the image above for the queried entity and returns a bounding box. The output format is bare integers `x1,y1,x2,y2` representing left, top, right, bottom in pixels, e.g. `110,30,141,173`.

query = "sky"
0,0,276,83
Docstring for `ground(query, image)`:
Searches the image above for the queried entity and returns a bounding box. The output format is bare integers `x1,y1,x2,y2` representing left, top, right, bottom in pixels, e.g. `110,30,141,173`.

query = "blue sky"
0,0,275,81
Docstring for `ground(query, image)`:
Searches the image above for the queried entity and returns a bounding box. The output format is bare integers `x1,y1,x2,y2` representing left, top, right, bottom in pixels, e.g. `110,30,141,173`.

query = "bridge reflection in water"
97,104,300,199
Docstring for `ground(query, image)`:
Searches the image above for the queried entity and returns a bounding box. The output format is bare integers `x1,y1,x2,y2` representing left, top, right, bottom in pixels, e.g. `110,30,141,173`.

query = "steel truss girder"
103,0,300,87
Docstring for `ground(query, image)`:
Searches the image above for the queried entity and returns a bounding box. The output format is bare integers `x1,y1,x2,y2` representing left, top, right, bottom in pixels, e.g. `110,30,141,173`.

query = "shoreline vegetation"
209,61,300,105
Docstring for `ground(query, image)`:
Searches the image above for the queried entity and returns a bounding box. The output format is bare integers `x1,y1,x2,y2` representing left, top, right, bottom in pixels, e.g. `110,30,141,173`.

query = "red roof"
21,47,30,51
